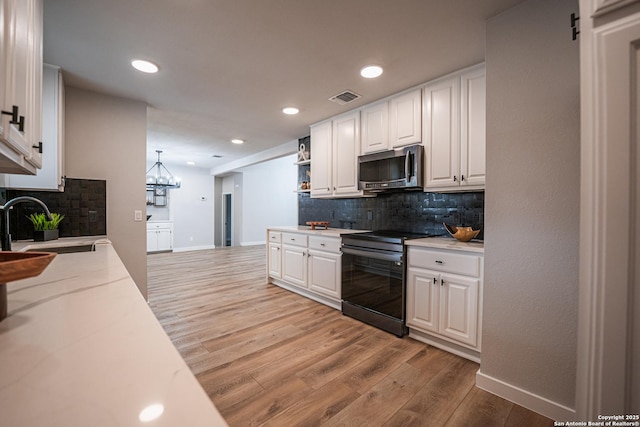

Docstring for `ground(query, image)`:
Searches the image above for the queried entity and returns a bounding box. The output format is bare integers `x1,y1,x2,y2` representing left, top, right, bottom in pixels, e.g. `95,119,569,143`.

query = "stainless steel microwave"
358,145,424,192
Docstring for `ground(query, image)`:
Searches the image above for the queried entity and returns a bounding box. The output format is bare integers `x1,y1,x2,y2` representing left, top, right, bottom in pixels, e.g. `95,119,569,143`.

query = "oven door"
341,246,405,323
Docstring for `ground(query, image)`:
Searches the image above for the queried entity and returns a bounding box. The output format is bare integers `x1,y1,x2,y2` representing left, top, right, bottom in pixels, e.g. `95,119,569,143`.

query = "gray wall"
65,87,148,298
482,0,580,408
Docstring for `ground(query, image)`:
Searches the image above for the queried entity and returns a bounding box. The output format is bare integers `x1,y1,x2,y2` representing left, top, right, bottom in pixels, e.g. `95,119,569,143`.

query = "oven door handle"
341,246,403,263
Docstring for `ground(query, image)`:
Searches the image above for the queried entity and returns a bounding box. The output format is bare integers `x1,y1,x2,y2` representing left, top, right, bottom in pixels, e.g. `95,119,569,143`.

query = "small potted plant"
27,212,64,241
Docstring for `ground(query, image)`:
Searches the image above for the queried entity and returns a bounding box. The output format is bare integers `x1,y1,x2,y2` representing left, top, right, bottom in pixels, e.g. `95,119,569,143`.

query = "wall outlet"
134,210,143,221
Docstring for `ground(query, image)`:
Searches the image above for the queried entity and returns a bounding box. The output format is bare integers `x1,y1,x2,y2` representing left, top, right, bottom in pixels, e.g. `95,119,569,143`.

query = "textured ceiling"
43,0,525,170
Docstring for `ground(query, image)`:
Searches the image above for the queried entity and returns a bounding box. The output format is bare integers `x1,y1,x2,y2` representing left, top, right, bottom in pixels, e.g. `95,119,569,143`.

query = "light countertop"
0,240,227,427
267,225,368,238
405,236,484,253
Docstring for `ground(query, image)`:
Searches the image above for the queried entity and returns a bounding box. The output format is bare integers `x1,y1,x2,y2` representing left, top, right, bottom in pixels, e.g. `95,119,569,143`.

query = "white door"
308,250,340,299
361,101,389,154
310,121,332,197
390,89,421,147
268,243,282,278
460,66,486,187
577,3,640,417
282,245,307,288
332,111,360,196
406,267,439,334
157,229,172,251
439,273,478,347
423,76,460,188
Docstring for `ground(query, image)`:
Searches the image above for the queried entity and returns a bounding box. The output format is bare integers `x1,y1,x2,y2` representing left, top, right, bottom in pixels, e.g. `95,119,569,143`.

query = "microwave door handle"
405,151,412,184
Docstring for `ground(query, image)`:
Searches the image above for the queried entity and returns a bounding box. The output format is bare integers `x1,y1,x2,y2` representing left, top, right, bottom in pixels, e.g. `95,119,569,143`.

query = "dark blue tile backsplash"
298,190,484,239
3,178,107,241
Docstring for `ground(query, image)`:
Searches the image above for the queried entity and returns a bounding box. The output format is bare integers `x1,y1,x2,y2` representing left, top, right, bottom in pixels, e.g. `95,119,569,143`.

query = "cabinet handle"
33,142,43,153
453,176,457,182
327,187,330,191
461,174,465,182
441,279,444,286
17,115,25,132
435,260,444,264
433,277,436,284
320,243,325,247
1,105,19,124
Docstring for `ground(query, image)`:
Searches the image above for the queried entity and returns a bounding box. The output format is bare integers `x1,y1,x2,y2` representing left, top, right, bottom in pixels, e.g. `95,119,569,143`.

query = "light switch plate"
134,210,143,221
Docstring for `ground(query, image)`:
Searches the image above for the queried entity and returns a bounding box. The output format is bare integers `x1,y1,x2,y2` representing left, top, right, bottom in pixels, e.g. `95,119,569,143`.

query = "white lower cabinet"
147,222,173,253
406,245,483,361
267,230,341,308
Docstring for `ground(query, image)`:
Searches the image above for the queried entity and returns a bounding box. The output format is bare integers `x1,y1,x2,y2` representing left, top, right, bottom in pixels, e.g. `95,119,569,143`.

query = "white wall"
64,87,148,297
164,164,214,251
480,0,580,417
237,154,297,245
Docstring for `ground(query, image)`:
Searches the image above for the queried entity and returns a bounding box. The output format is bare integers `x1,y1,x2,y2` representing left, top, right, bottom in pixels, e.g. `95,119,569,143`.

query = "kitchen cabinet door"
308,249,340,299
390,89,422,147
406,267,439,334
268,242,282,278
1,64,65,190
439,273,479,347
361,100,389,154
460,66,486,187
282,244,307,288
423,75,460,188
1,0,43,171
332,111,360,196
310,120,332,197
156,229,173,251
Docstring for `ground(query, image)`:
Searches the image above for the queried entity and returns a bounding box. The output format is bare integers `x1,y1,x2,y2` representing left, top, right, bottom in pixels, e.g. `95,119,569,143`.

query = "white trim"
210,140,297,176
240,241,265,246
476,370,576,421
172,244,216,253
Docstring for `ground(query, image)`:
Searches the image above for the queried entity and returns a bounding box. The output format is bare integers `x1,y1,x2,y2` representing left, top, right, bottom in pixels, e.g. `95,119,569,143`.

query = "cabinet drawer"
147,222,172,230
282,232,307,247
408,248,481,277
308,235,341,252
268,231,282,243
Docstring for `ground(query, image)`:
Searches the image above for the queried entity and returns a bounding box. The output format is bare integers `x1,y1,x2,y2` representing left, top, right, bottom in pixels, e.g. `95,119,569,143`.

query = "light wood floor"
148,245,553,427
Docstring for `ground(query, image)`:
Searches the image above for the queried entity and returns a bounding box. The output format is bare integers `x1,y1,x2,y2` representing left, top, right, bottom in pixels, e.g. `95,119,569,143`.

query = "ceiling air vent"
329,90,361,105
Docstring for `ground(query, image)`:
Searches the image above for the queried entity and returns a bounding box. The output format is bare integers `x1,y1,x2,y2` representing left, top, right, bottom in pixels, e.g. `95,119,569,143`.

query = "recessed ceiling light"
131,59,159,73
231,139,244,144
360,65,383,79
186,161,196,165
282,107,299,115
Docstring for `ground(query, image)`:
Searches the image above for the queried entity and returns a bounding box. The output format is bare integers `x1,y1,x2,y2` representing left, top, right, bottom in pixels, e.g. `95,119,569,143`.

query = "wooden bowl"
443,223,481,242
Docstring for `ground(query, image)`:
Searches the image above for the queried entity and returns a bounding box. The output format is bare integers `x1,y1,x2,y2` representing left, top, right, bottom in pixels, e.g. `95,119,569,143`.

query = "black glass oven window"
359,156,406,182
341,253,404,319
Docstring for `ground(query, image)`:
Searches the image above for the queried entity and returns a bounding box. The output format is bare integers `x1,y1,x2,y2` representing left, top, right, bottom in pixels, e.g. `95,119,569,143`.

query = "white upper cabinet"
460,66,486,187
424,64,485,191
423,75,461,188
1,64,65,190
0,0,43,174
390,89,422,147
332,111,361,196
309,120,332,197
361,100,389,154
310,112,362,198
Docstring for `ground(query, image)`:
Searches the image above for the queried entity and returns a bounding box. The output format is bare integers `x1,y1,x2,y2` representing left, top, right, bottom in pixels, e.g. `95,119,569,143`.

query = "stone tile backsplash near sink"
2,178,107,241
298,190,485,239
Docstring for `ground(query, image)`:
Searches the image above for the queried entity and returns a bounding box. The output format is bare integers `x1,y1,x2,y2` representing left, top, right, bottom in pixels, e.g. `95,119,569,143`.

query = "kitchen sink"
26,244,95,254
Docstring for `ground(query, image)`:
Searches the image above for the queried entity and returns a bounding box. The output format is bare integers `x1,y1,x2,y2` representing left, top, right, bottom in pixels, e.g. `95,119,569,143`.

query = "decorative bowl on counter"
443,223,481,242
0,251,57,322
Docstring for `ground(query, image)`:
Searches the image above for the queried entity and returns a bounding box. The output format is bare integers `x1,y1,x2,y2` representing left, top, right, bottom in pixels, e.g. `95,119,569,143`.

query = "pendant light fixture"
146,150,181,189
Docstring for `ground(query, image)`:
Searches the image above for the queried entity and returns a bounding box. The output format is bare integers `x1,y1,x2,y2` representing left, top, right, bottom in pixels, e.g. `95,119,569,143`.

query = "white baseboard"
172,244,216,253
475,370,576,421
241,241,265,246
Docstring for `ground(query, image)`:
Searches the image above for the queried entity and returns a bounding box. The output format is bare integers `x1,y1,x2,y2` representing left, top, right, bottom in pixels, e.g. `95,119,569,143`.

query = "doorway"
223,193,232,247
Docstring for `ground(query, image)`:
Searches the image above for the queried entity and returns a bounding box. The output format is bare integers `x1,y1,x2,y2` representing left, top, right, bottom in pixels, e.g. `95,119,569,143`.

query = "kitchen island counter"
0,241,227,426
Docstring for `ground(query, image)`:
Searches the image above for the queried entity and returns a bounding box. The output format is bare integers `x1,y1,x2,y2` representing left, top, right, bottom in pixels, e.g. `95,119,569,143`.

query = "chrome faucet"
0,196,53,251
